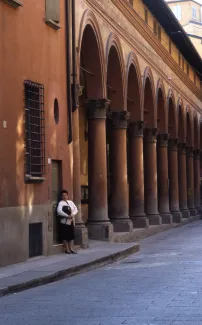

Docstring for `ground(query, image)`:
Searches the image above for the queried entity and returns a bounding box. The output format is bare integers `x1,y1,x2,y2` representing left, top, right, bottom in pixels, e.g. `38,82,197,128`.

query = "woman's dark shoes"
70,250,77,254
65,250,71,254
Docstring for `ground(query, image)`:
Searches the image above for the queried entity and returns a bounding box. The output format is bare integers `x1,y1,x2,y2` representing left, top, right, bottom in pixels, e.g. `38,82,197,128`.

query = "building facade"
0,0,202,266
166,0,202,57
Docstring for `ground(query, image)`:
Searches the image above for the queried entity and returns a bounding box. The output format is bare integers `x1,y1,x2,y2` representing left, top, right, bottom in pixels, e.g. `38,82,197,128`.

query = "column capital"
194,149,200,160
110,111,130,129
129,121,144,137
187,146,194,157
86,99,111,120
158,134,169,147
144,128,158,143
178,142,187,154
168,138,179,151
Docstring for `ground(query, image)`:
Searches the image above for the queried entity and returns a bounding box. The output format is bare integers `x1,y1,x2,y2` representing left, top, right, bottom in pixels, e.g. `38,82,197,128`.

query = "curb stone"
0,243,139,297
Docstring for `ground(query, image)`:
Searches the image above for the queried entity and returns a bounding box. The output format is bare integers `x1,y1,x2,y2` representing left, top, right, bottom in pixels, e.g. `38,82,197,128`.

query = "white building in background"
165,0,202,57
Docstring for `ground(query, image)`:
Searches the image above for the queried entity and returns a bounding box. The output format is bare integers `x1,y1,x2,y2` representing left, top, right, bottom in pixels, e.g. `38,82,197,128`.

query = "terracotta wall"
0,0,71,208
0,0,71,265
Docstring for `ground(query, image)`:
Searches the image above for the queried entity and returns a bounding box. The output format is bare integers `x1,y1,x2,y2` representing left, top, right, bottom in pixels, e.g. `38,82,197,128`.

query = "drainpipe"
71,0,77,112
65,0,73,144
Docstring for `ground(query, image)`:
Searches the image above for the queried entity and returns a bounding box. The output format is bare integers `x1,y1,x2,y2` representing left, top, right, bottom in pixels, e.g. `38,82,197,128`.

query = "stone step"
112,215,201,243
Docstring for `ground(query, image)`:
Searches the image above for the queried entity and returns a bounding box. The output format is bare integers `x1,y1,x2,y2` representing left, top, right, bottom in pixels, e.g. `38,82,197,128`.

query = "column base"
160,213,173,224
87,222,113,241
196,206,202,216
147,214,162,225
180,209,190,219
74,225,88,248
188,208,197,216
111,219,133,233
130,216,149,229
171,211,182,223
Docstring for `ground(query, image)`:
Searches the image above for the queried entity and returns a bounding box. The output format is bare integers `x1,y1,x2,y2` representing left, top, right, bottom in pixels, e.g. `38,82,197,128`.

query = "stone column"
187,147,197,216
72,85,88,247
194,149,201,215
128,121,148,228
86,99,113,240
157,134,172,224
73,105,88,247
143,128,161,225
168,139,182,223
178,143,190,218
109,111,133,232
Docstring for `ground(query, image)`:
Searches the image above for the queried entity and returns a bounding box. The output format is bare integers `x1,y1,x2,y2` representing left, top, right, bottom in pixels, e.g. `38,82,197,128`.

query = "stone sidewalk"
0,215,200,298
0,240,139,297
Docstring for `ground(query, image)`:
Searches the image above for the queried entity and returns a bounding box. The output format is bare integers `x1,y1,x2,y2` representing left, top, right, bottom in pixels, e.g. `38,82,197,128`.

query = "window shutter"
46,0,60,23
158,25,161,41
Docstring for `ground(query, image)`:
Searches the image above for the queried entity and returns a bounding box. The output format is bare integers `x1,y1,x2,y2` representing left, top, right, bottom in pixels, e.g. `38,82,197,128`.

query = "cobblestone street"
1,221,202,325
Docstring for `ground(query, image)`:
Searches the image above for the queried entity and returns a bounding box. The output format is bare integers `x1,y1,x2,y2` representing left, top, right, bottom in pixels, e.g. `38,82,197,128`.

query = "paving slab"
1,221,202,324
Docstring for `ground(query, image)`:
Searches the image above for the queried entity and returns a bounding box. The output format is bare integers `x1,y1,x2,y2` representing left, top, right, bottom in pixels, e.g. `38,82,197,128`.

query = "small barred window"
24,81,45,181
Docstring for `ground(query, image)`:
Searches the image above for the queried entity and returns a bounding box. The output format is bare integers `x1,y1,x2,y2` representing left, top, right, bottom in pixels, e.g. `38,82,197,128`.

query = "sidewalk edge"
0,243,139,297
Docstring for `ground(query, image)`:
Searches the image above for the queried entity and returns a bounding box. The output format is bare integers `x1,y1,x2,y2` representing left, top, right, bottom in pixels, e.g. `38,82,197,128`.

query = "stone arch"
156,79,167,134
106,33,125,111
78,10,106,98
167,88,177,139
177,97,186,143
143,67,156,127
186,106,193,147
77,10,107,225
125,52,142,121
193,111,199,149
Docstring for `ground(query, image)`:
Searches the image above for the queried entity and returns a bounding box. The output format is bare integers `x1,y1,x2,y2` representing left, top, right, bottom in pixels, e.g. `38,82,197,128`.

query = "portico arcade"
73,10,202,243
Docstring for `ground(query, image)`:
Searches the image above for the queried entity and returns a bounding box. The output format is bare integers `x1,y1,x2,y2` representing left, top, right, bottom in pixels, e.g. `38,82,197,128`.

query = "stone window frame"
3,0,22,8
172,5,182,21
192,6,197,20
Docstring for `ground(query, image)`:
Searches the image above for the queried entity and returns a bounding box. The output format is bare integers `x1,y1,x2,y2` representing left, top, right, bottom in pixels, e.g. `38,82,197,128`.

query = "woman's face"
62,192,68,201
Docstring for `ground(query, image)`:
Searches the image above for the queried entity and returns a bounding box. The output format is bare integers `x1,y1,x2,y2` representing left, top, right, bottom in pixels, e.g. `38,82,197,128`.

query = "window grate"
24,80,45,179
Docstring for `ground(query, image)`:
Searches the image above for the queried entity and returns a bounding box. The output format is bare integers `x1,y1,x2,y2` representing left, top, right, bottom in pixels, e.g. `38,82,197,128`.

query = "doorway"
51,160,62,244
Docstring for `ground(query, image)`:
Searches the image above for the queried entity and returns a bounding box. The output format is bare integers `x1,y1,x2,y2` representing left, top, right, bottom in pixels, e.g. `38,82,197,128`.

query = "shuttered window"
46,0,60,24
144,8,148,24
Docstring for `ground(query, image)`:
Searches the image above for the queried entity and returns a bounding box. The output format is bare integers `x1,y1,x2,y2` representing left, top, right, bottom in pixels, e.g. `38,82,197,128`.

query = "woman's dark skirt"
59,222,75,242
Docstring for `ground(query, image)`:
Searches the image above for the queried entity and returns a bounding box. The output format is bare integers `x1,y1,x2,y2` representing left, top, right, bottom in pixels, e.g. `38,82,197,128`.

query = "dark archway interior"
156,89,166,213
194,118,198,149
168,98,177,138
186,113,192,147
127,64,141,214
80,24,103,99
178,106,184,142
143,78,154,128
107,46,124,111
106,45,124,202
79,24,104,223
127,64,141,122
157,88,166,134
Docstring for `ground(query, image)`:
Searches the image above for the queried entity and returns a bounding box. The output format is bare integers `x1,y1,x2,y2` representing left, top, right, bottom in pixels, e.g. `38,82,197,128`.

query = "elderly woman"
57,190,78,254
